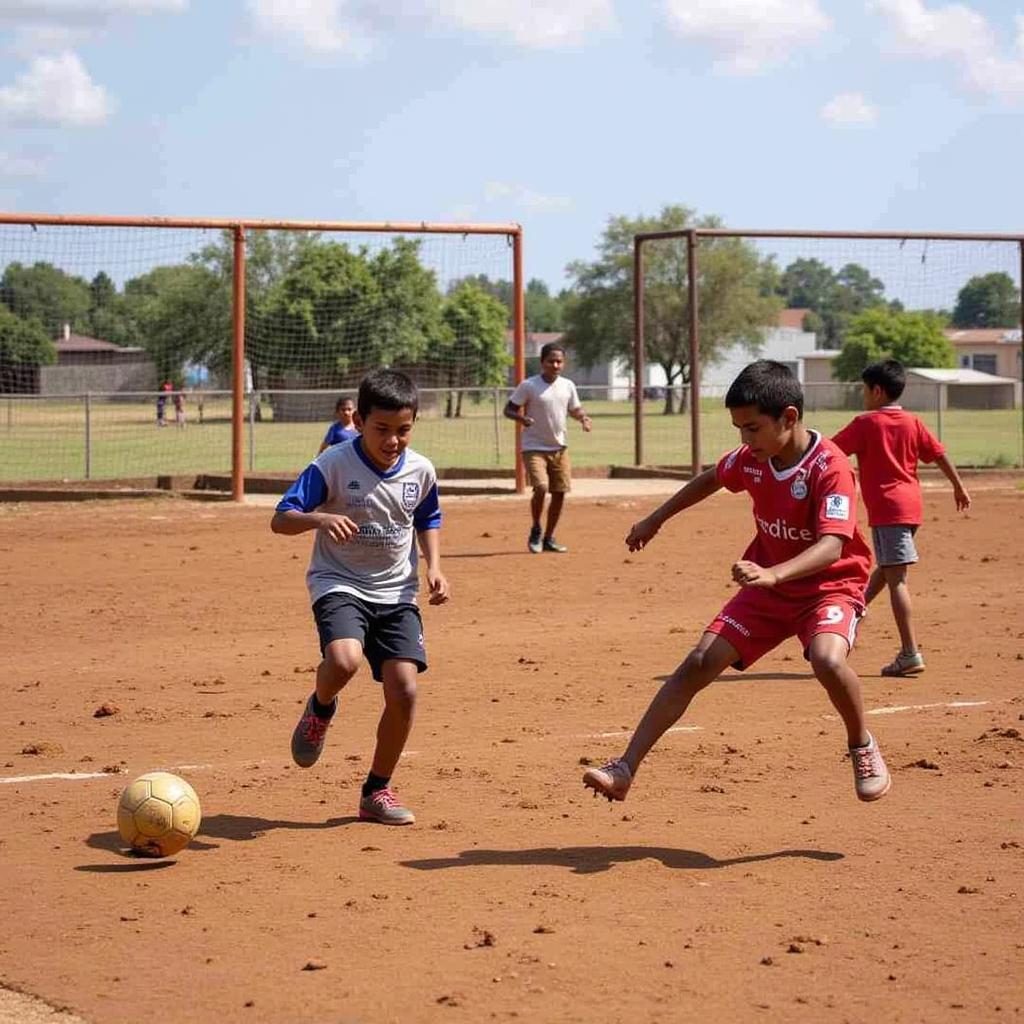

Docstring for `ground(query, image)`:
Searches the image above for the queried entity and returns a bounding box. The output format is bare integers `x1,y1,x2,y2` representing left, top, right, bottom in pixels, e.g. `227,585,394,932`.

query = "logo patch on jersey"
791,472,808,500
347,479,361,491
724,448,740,471
824,494,850,520
401,482,420,510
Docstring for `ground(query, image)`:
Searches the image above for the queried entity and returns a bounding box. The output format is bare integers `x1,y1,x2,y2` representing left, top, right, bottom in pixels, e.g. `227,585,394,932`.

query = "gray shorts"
871,525,919,567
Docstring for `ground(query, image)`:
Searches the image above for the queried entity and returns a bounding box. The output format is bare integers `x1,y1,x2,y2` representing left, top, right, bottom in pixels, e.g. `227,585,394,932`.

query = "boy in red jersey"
833,359,971,677
583,361,890,804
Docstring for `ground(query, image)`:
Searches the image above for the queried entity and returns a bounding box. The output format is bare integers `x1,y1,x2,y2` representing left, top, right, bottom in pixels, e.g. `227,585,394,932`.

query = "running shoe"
291,695,335,768
359,786,415,825
528,525,543,554
582,758,633,801
881,650,925,677
849,733,891,802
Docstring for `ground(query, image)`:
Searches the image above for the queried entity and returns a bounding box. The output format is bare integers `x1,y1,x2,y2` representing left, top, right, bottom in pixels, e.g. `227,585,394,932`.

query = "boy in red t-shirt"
583,360,890,805
833,360,971,677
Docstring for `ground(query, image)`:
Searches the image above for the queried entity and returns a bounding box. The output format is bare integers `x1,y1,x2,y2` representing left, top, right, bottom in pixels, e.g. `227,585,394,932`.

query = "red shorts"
705,588,863,670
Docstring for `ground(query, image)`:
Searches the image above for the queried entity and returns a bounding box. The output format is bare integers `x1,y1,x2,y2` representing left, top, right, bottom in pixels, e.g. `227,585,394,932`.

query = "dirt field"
1,485,1022,1024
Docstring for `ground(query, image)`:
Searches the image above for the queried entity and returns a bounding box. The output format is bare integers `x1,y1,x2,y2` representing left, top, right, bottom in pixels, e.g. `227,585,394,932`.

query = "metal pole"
633,239,645,466
231,226,246,502
248,390,256,472
937,383,943,443
492,387,501,465
687,230,701,477
84,392,91,480
512,229,526,494
1019,242,1024,466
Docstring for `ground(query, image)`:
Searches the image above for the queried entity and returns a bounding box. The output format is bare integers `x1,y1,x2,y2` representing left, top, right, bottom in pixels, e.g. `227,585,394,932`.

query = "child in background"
272,370,449,825
173,389,186,429
319,395,359,453
833,359,971,677
583,361,890,806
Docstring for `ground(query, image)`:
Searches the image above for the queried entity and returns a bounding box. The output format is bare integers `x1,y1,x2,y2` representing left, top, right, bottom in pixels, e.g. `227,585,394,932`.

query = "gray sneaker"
542,536,568,553
849,733,891,802
881,650,925,676
359,786,415,825
528,525,543,554
291,695,335,768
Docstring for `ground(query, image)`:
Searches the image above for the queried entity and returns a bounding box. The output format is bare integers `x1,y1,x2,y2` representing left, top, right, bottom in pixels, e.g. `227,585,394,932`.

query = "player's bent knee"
673,650,716,692
810,650,846,680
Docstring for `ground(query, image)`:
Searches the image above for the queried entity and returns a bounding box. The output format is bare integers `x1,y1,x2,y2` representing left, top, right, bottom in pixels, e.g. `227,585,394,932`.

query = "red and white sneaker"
849,733,891,802
359,786,415,825
583,758,633,802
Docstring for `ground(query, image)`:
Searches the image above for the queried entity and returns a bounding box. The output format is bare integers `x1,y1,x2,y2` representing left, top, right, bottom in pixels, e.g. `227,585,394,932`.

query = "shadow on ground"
402,845,843,875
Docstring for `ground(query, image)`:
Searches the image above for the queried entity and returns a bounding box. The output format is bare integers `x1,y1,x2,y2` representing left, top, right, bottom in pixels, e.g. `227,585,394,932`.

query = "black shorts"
312,591,427,682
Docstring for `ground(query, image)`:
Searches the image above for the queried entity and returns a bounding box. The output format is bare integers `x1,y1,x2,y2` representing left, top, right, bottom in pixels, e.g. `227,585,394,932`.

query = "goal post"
633,227,1024,475
0,212,526,498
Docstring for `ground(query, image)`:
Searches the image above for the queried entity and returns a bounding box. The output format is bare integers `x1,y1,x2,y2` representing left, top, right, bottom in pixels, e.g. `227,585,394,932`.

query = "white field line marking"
579,725,701,739
1,763,212,786
823,699,995,721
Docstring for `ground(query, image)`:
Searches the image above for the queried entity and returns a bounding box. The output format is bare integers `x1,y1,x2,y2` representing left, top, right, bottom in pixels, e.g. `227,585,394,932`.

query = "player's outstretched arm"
933,453,971,511
503,401,533,428
625,466,722,551
734,535,844,589
271,509,359,543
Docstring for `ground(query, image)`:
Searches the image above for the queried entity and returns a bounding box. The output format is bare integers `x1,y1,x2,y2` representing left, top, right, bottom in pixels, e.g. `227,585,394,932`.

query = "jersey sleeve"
276,462,329,513
813,456,858,540
509,380,531,407
831,417,862,456
716,446,747,493
915,419,945,463
413,482,442,531
567,381,582,412
322,425,335,445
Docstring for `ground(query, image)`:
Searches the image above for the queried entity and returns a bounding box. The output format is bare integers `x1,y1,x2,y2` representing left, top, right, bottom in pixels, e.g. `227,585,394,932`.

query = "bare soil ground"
1,486,1022,1024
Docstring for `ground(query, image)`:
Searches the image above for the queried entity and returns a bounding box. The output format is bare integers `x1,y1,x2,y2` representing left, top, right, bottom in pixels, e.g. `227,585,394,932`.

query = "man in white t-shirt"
504,342,592,553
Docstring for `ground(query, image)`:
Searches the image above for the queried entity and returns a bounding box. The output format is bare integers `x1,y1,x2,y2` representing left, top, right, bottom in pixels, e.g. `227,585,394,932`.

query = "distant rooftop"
944,327,1021,344
908,367,1017,385
54,333,143,354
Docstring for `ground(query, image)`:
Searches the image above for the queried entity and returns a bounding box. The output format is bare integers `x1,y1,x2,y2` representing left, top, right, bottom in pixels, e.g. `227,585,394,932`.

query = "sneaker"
582,758,633,801
881,650,926,677
290,695,335,768
359,786,415,825
542,536,568,553
528,525,543,554
849,733,891,802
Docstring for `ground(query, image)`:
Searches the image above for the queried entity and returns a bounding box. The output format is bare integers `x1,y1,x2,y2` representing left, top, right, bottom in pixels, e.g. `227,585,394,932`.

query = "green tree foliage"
951,272,1020,328
0,261,92,335
438,280,511,416
564,204,780,413
777,258,888,348
833,307,954,380
447,275,566,331
0,304,55,391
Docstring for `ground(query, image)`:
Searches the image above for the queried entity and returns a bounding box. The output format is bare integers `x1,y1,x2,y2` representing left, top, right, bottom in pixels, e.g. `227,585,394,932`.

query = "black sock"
310,693,336,721
362,772,390,798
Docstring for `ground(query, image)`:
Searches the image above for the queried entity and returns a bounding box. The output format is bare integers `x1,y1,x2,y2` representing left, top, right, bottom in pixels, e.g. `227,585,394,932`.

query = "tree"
833,307,954,380
952,272,1020,328
564,204,780,413
438,280,511,417
0,261,92,336
0,304,55,391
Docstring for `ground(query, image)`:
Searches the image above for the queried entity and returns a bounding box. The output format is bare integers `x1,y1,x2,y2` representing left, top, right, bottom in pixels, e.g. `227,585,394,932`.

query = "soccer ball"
117,772,202,858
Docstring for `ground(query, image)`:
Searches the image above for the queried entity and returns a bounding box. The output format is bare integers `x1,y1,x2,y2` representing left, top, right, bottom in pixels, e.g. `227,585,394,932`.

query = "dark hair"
357,369,418,419
861,358,905,401
335,395,354,411
539,341,566,362
724,360,804,418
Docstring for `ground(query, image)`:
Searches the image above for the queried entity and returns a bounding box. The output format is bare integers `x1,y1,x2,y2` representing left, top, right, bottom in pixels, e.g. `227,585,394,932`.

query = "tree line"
1,208,1020,407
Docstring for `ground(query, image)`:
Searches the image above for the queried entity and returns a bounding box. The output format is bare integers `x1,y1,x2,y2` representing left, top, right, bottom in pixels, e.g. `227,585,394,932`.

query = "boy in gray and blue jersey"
272,369,450,826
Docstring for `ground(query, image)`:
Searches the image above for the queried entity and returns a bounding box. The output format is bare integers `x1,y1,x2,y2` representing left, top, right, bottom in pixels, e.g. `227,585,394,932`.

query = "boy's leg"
583,632,738,800
292,638,361,768
543,450,571,551
882,564,924,667
545,492,565,539
864,565,885,605
524,453,546,552
359,658,418,825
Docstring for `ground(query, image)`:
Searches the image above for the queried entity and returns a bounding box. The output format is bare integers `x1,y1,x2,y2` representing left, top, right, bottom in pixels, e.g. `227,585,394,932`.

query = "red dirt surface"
1,489,1022,1024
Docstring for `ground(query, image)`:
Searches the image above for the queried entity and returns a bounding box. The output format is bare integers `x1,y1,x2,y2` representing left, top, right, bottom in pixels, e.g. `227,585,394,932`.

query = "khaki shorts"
523,449,571,493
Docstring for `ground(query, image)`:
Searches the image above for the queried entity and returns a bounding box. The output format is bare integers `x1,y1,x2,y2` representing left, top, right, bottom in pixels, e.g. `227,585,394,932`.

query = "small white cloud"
664,0,830,74
248,0,373,55
432,0,615,49
0,151,46,177
821,91,878,125
0,51,112,126
484,181,572,212
0,1,187,25
872,0,1024,102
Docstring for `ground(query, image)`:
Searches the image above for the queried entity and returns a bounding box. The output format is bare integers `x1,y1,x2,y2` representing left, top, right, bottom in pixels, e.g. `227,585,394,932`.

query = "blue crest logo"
402,482,420,510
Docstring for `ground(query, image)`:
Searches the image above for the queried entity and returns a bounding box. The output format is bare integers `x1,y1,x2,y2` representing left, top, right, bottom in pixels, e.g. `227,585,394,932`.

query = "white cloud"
0,51,112,126
872,0,1024,101
432,0,615,49
247,0,372,56
0,1,186,25
821,91,878,124
663,0,830,74
0,151,46,177
484,181,572,212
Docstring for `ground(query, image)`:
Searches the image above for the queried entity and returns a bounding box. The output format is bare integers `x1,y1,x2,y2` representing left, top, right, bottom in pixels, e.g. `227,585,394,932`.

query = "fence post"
84,392,92,480
936,383,943,444
248,391,256,472
492,387,501,465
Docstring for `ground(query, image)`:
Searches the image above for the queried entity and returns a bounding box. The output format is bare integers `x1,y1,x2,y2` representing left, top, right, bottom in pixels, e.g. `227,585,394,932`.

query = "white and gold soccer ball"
116,772,202,858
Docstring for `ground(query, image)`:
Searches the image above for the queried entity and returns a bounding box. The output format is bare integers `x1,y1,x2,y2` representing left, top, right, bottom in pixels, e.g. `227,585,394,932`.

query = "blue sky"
0,0,1022,292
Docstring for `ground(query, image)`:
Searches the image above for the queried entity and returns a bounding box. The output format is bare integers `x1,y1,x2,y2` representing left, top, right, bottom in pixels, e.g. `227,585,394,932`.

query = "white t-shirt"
509,374,581,452
276,438,441,606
